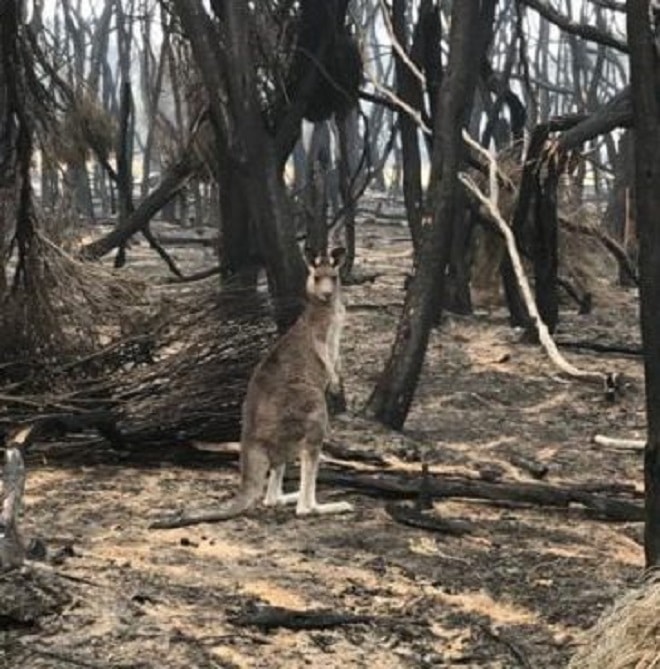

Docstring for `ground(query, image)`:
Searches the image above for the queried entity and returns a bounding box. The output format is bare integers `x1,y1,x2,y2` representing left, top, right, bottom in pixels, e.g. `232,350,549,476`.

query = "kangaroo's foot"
296,500,354,516
264,491,299,507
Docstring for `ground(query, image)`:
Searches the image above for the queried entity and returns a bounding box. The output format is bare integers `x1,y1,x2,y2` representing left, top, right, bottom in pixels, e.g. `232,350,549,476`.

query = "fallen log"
81,145,201,260
323,439,388,467
318,469,643,522
557,340,643,357
149,454,644,528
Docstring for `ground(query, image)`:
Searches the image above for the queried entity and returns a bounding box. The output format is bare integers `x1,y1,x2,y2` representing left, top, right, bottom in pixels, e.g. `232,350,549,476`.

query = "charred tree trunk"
305,121,332,256
365,1,495,429
0,0,35,292
114,81,135,267
533,159,560,333
392,0,424,254
139,7,169,200
337,109,360,278
628,0,660,568
172,0,307,328
604,131,637,286
500,125,553,330
444,201,474,315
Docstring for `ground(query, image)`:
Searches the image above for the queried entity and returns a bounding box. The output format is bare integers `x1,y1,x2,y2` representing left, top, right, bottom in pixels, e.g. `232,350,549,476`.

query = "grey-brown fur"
173,248,353,524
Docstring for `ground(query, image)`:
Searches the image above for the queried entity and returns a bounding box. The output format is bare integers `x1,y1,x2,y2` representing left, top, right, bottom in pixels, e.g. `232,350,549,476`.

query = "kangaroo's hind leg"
264,464,299,506
296,446,353,516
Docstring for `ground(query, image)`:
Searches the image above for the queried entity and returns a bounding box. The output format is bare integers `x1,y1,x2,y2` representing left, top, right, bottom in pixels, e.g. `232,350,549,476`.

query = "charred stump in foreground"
0,427,29,570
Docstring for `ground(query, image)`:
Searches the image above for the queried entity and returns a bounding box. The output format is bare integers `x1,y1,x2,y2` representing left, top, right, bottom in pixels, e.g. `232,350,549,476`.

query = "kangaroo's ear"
304,247,321,269
330,247,346,268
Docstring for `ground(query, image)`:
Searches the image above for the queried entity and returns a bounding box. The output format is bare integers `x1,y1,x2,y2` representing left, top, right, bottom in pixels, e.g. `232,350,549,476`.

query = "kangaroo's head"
304,247,346,304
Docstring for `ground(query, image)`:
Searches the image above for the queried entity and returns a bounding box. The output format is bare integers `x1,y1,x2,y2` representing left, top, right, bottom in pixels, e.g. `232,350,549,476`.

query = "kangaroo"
150,248,352,529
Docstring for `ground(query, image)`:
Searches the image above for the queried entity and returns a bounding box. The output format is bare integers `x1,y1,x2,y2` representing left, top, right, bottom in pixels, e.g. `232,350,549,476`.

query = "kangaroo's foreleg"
315,340,340,390
296,448,353,516
263,464,299,507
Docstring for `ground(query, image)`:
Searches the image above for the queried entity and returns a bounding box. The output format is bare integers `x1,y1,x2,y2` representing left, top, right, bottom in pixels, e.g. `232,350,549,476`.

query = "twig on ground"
25,646,143,669
593,434,646,451
164,265,222,284
508,454,549,480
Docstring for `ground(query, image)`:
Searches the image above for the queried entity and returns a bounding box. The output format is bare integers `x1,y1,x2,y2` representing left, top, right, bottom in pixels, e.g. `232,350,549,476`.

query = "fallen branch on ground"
556,340,642,357
480,623,533,669
164,265,222,284
593,434,645,451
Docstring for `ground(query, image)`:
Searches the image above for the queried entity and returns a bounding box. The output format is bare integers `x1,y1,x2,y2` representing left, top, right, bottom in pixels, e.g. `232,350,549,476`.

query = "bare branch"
377,0,427,88
593,434,645,450
362,66,432,135
520,0,629,53
459,132,617,388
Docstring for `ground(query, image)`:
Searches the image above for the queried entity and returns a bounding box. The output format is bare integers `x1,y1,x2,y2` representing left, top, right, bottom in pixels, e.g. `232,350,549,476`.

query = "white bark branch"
377,0,427,89
459,131,616,388
593,434,646,451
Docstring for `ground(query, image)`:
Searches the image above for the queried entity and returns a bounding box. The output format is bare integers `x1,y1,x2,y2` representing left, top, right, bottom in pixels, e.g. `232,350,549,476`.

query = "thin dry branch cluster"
0,260,279,447
0,231,146,369
112,287,278,444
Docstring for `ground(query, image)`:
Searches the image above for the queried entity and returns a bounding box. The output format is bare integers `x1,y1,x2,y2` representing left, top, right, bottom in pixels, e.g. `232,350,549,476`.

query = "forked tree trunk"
628,0,660,568
533,159,559,333
365,1,496,429
171,0,306,328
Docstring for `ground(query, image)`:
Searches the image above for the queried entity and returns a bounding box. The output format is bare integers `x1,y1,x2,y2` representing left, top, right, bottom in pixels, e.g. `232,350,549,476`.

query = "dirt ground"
0,198,649,668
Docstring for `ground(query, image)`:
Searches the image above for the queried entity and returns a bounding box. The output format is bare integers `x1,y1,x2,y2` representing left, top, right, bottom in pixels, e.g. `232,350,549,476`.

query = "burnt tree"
169,0,359,327
628,0,660,567
391,0,425,254
171,0,307,325
0,0,35,294
365,0,496,429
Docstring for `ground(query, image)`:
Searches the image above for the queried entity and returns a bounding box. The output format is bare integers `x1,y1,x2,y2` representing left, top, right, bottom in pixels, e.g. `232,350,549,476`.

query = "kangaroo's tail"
149,444,270,529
